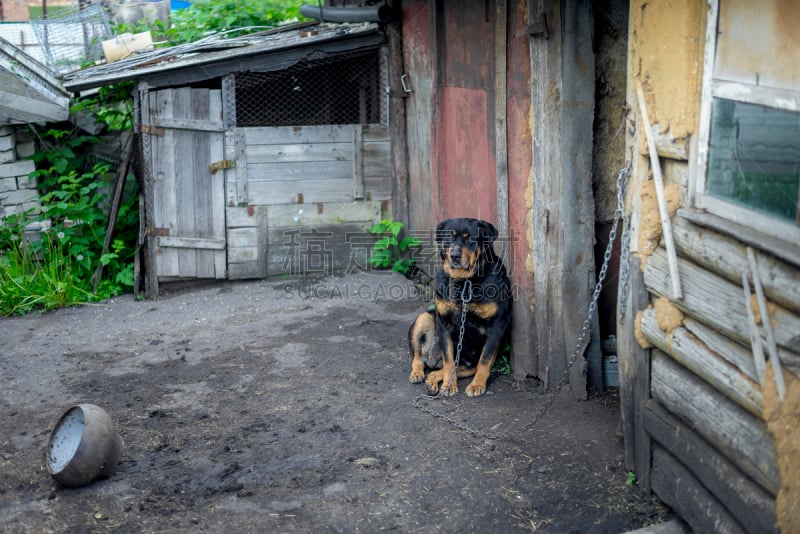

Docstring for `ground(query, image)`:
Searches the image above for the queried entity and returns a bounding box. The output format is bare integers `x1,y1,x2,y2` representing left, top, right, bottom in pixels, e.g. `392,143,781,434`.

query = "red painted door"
434,1,497,223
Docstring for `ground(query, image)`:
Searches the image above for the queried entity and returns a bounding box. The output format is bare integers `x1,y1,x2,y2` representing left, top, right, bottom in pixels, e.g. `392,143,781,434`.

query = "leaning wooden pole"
636,83,682,300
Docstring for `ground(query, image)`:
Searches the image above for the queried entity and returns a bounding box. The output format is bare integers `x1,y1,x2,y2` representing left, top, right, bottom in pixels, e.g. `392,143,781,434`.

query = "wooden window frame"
692,0,800,245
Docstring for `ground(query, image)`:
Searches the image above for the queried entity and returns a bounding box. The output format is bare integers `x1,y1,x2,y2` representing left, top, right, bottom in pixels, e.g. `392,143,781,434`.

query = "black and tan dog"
408,218,511,397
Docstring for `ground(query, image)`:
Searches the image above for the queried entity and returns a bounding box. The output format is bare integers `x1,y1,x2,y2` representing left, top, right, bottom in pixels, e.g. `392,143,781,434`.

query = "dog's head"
435,218,498,279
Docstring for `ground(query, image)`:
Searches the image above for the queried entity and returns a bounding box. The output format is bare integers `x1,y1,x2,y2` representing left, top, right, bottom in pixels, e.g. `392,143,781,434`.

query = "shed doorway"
141,87,227,282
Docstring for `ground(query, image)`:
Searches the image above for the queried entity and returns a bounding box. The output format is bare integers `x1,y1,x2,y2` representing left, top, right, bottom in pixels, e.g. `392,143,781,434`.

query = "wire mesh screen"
234,48,386,127
30,4,112,75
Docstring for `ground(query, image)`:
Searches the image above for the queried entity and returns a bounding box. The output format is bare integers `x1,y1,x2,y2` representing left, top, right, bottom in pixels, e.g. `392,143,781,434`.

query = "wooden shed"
63,21,392,297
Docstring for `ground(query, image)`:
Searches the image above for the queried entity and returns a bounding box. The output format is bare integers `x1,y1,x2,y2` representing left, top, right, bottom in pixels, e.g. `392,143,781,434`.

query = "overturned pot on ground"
46,404,124,488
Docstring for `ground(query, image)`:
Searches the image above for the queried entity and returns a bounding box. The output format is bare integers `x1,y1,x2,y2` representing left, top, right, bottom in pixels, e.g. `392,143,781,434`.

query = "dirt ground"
0,271,672,533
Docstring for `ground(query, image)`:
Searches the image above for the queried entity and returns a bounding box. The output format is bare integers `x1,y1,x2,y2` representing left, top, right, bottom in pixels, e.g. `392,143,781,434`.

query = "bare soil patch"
0,272,671,532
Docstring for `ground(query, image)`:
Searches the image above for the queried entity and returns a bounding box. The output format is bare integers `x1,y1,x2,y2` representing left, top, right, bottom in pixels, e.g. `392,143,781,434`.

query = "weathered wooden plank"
226,206,259,228
228,246,259,264
266,201,382,227
672,215,800,315
209,89,227,279
0,92,70,123
530,0,565,393
157,236,225,250
617,246,649,478
495,0,509,267
243,124,356,145
640,308,762,417
173,87,198,278
651,351,779,495
147,116,224,132
138,86,158,297
651,447,747,534
678,207,800,272
560,0,596,397
266,223,373,277
247,178,354,206
682,316,758,382
246,142,353,164
235,127,248,205
227,206,266,280
644,401,778,533
152,88,180,278
637,83,682,300
227,227,258,248
649,123,690,161
246,160,352,182
645,247,800,353
353,125,364,199
192,88,216,279
386,1,409,225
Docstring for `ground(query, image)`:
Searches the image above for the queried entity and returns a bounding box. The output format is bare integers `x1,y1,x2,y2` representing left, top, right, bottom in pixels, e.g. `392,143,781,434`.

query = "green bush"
115,0,308,45
367,219,422,275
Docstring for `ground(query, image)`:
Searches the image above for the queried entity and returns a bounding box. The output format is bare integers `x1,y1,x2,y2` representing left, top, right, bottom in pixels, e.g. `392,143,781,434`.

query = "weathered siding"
226,124,391,279
622,1,798,530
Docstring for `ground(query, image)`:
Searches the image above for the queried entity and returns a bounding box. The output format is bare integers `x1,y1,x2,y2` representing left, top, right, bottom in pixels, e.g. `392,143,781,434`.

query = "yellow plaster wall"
629,0,707,139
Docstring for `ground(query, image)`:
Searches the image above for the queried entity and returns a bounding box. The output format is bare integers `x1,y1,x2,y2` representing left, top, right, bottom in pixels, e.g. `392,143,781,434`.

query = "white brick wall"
0,127,42,220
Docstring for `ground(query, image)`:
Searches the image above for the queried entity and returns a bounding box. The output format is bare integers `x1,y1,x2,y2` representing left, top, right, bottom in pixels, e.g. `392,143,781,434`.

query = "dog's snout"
449,247,461,262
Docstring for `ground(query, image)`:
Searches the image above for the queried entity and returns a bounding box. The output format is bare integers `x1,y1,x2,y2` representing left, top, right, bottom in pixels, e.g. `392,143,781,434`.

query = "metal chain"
413,163,632,440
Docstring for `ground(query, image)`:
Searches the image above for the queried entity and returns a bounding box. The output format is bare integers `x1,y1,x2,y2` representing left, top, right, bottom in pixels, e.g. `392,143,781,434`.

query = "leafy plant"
626,471,638,486
1,120,139,315
492,344,513,376
367,219,422,275
114,0,308,46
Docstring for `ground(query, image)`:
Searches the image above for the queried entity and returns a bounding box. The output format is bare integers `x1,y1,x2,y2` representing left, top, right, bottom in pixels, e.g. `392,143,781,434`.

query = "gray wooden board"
645,247,800,352
644,400,778,533
651,447,747,534
672,215,800,315
266,223,377,278
150,87,226,280
640,308,762,417
530,0,565,391
651,350,779,495
152,88,179,278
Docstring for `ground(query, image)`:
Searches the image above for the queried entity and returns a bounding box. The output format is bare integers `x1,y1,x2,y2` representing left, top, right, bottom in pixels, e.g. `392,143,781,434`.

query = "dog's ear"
479,220,498,244
435,220,448,243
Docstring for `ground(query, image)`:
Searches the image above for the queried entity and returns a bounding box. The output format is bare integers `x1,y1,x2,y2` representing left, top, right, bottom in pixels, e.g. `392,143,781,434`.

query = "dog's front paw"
465,381,487,397
424,369,443,394
409,369,425,383
440,379,458,396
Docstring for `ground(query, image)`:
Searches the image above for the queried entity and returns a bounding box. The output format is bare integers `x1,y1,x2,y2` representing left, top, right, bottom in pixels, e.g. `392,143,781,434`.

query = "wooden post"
92,131,134,292
386,0,409,225
138,84,159,299
495,0,509,261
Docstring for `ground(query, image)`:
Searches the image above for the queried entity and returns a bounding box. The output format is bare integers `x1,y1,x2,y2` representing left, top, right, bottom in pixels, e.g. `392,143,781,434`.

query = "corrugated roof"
62,21,384,93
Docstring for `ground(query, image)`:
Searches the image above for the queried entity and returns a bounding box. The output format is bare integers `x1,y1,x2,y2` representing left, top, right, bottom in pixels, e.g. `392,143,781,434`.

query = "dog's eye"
451,230,457,237
463,232,469,239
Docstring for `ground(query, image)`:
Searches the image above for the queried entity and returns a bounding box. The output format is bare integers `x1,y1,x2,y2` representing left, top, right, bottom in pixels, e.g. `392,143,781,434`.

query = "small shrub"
367,219,422,275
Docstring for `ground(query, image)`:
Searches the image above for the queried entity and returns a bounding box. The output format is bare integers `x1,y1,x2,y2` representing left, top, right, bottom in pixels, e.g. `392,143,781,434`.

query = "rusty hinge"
209,159,236,174
140,124,165,136
523,14,549,39
147,227,170,236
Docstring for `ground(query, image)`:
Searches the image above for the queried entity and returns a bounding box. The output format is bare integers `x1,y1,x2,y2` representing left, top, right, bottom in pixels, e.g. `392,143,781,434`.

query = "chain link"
413,163,632,440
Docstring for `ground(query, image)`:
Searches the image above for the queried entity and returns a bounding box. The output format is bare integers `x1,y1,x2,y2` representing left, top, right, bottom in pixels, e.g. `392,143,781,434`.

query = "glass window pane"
707,98,800,224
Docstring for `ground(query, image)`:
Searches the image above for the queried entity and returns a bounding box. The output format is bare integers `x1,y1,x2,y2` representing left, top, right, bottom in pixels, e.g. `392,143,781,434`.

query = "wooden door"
142,87,226,282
